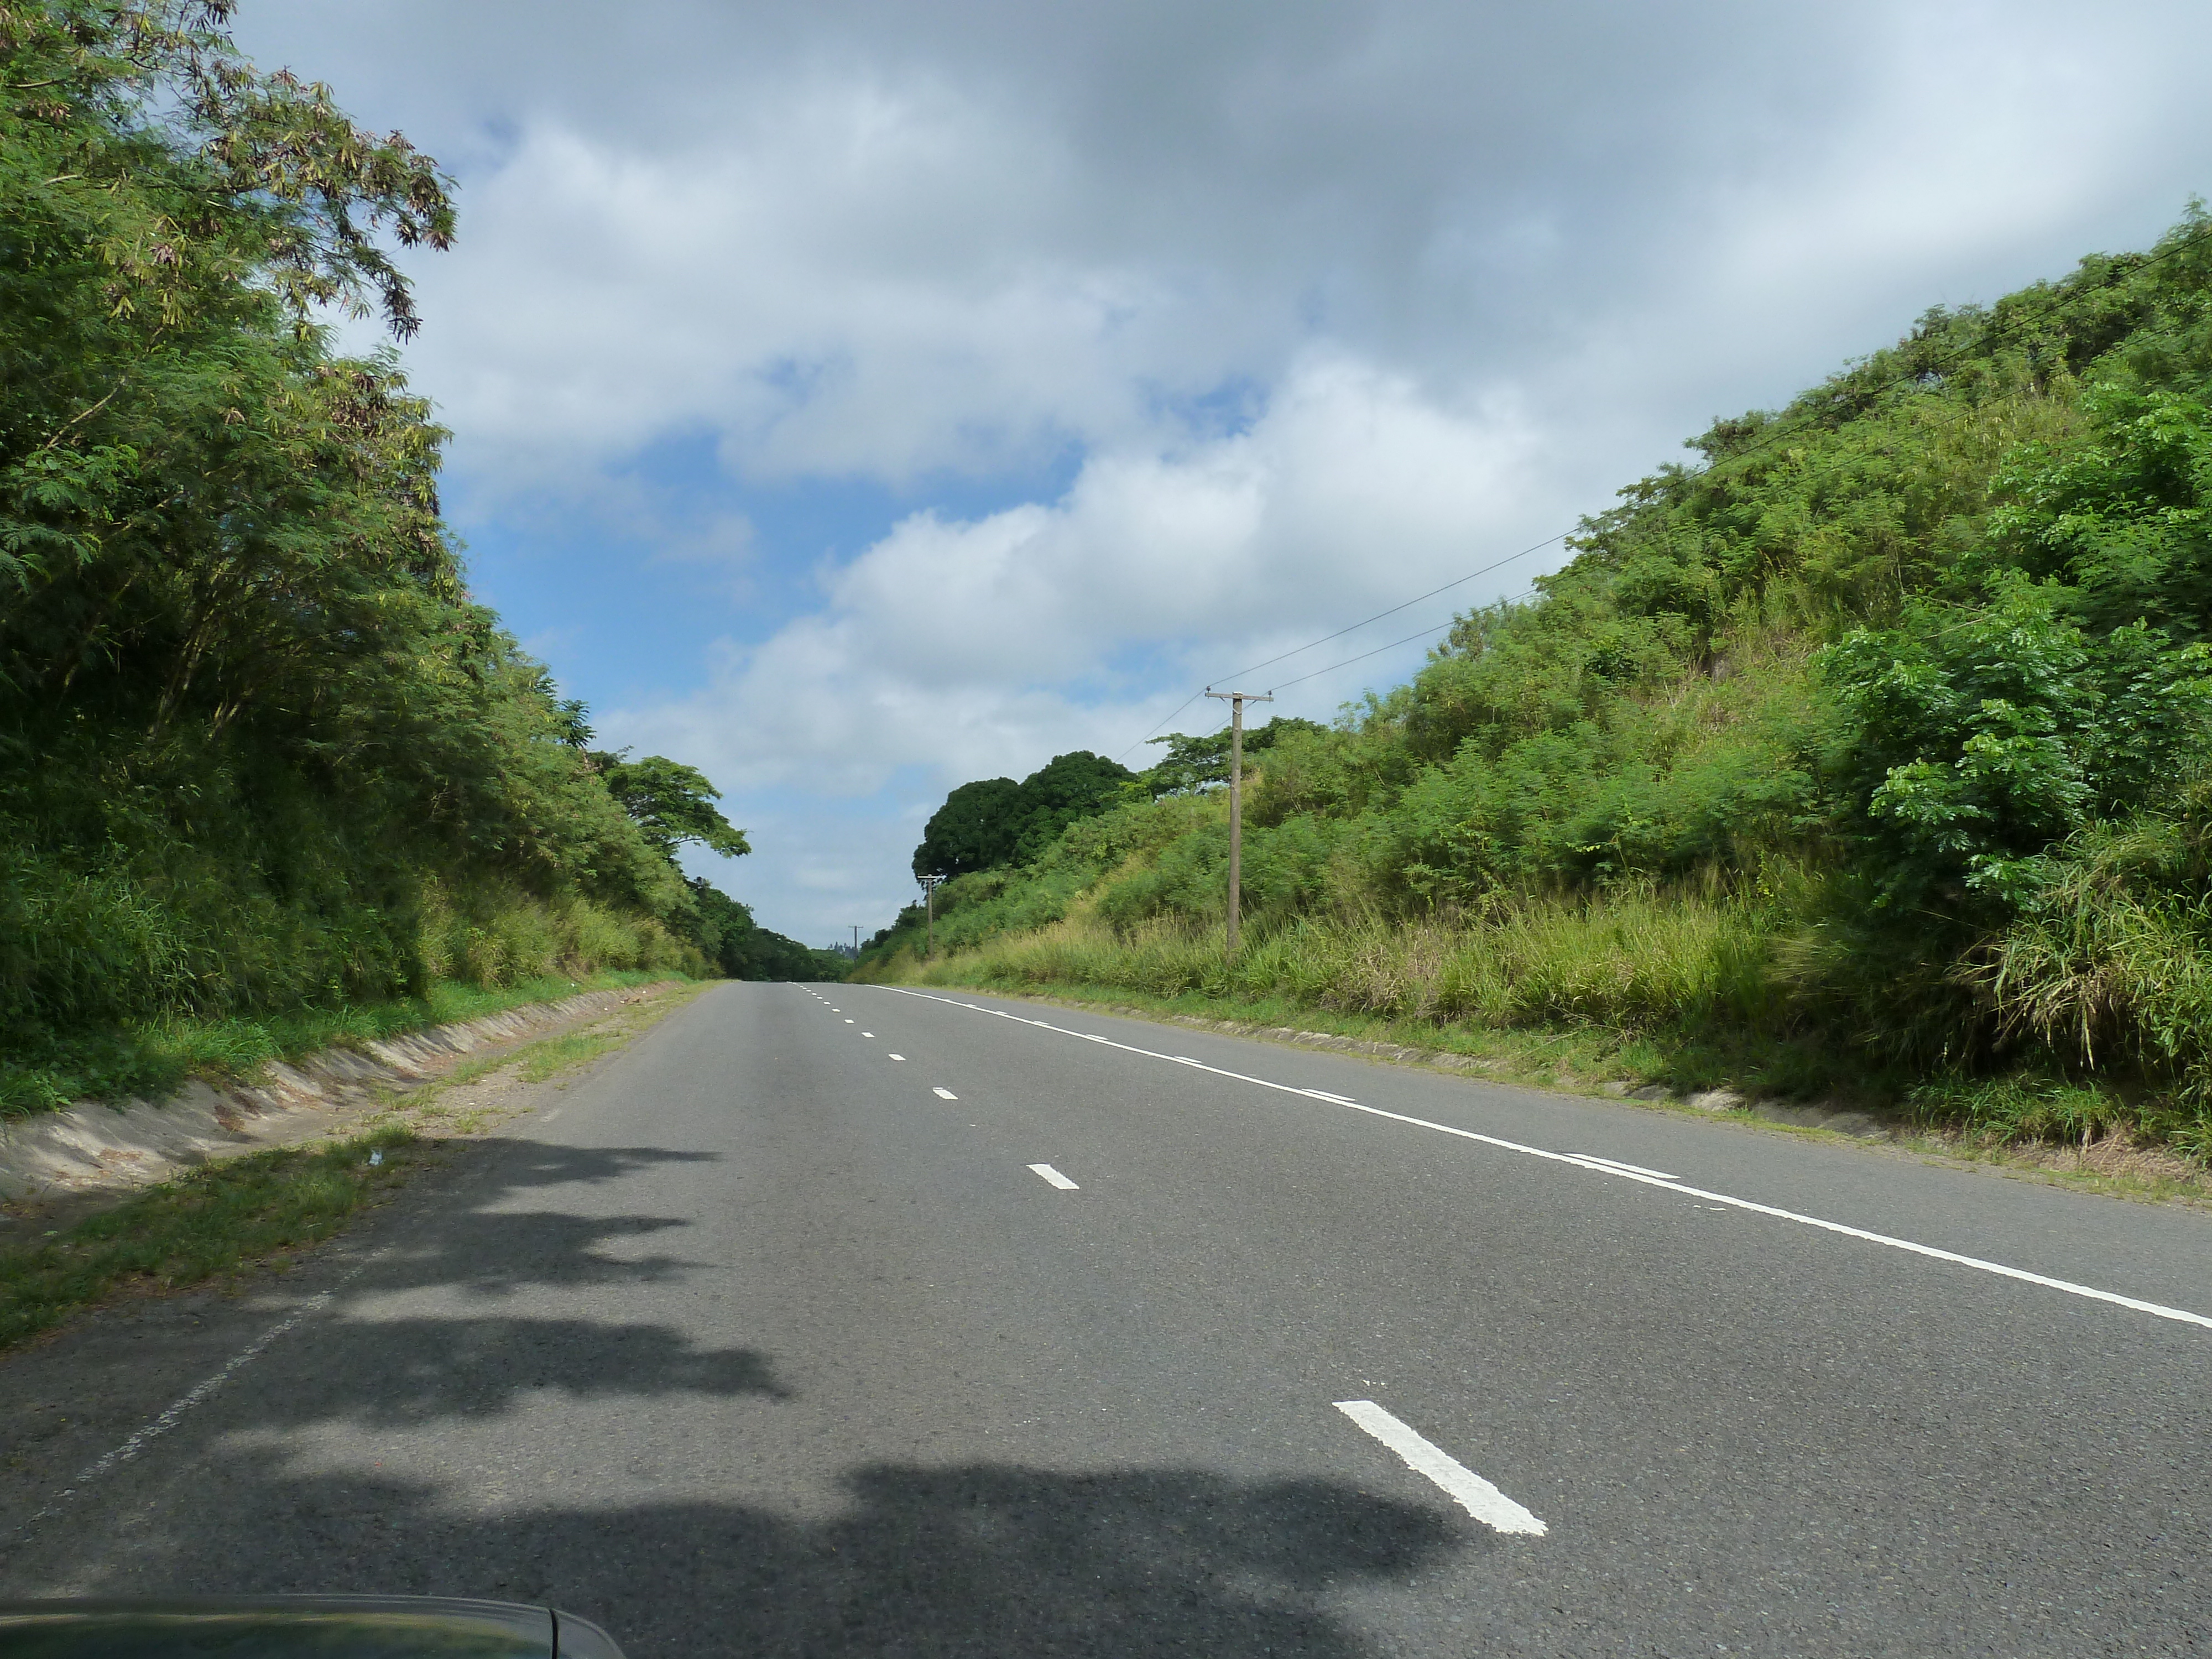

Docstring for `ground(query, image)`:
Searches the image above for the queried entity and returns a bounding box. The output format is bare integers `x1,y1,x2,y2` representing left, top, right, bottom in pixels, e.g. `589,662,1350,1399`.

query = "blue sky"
236,0,2212,945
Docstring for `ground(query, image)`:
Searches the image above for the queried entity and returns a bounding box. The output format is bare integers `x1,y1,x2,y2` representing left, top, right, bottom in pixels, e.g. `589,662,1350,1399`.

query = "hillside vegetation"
862,210,2212,1153
1,1,834,1115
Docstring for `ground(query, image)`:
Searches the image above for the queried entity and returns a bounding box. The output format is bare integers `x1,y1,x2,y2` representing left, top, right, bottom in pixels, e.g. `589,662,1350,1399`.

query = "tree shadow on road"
69,1450,1467,1659
225,1315,790,1428
237,1140,793,1426
349,1141,725,1301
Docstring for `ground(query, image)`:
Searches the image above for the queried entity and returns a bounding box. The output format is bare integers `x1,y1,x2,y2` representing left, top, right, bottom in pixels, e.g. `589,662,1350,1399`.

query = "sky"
232,1,2212,947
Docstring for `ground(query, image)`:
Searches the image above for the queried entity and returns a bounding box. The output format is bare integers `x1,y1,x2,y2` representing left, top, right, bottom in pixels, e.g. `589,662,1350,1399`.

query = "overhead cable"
1264,587,1538,693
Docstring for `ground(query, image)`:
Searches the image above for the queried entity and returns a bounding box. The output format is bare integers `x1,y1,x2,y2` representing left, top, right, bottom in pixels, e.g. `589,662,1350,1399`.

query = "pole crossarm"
1204,688,1273,961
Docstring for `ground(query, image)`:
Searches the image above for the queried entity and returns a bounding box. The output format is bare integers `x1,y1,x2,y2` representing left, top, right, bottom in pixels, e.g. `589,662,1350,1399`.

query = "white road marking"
874,986,2212,1334
1565,1152,1677,1181
862,1031,874,1037
933,1087,958,1099
1029,1162,1080,1190
1334,1400,1546,1535
18,1246,388,1542
889,1053,906,1061
844,1019,854,1024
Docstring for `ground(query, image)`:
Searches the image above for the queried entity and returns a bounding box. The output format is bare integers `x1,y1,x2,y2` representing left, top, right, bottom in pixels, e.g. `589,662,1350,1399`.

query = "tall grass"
0,853,700,1121
898,883,1811,1053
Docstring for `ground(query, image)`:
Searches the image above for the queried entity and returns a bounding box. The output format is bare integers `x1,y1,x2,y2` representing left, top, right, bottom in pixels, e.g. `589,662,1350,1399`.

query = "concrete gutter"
0,985,667,1207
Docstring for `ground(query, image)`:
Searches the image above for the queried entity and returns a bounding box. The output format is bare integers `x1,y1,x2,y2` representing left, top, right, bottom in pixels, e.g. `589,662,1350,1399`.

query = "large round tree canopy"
911,753,1136,878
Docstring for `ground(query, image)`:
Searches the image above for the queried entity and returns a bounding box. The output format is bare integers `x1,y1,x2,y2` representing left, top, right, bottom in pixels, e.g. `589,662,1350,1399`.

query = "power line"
1265,587,1538,694
1115,688,1211,762
1113,216,2212,759
1211,533,1566,686
1112,535,1564,761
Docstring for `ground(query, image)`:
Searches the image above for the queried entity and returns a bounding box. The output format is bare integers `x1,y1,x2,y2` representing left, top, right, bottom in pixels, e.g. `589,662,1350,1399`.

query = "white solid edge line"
22,1244,390,1539
933,1087,958,1100
1566,1153,1678,1181
873,986,2212,1334
1334,1400,1546,1535
1029,1162,1080,1190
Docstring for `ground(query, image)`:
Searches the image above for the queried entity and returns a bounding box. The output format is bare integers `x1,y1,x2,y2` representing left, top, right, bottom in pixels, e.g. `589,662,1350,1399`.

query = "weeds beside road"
0,980,709,1353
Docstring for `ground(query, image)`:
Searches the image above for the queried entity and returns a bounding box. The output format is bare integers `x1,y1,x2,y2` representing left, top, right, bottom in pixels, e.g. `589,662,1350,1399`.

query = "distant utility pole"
851,925,861,956
1204,687,1272,960
919,873,946,959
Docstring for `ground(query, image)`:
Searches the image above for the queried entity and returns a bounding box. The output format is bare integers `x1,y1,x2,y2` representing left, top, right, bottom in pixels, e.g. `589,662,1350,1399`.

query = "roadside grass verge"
878,906,1876,1105
0,969,690,1121
0,1126,434,1351
514,1027,632,1084
0,978,714,1351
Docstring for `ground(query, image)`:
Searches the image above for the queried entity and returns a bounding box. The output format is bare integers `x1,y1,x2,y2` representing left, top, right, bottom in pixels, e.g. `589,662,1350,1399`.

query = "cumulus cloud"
397,92,1231,488
604,349,1550,793
270,0,2212,494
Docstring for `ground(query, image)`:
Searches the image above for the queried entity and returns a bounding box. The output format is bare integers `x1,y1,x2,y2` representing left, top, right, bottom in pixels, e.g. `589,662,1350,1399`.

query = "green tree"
594,753,752,863
912,752,1138,877
914,776,1025,877
1139,718,1327,797
1007,751,1137,863
0,1,717,1108
686,878,843,980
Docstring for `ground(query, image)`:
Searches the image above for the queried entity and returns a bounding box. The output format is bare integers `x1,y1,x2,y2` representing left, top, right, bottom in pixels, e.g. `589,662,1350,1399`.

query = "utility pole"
850,925,860,956
919,873,945,959
1204,687,1272,960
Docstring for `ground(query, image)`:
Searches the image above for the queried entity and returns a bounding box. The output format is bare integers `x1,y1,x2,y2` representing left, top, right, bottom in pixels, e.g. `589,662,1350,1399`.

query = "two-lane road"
4,980,2207,1655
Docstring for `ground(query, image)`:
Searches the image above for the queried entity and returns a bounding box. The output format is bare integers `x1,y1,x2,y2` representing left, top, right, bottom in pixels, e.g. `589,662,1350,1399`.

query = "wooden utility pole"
1204,688,1272,959
919,873,945,959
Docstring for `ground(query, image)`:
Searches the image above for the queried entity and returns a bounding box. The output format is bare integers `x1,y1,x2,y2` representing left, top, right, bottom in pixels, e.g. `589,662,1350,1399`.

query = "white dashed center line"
844,1019,854,1024
1028,1162,1079,1190
862,1031,874,1037
932,1087,958,1100
1335,1400,1546,1536
889,1053,906,1061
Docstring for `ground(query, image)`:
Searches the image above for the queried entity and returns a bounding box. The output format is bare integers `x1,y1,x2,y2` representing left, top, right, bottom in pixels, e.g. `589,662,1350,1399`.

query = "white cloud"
605,349,1548,792
398,84,1269,492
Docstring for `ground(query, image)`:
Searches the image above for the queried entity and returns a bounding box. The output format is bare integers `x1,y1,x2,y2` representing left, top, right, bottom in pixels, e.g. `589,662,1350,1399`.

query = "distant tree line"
910,723,1324,881
857,720,1326,960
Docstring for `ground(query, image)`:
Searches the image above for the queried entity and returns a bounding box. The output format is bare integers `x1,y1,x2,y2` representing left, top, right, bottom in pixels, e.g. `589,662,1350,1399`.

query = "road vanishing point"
3,982,2208,1655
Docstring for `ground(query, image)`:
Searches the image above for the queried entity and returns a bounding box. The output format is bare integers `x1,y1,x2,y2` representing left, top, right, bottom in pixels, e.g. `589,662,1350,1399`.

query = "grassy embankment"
861,213,2212,1170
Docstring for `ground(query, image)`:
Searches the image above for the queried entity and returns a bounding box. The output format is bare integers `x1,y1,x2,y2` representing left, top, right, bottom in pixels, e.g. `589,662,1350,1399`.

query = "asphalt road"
4,980,2210,1656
